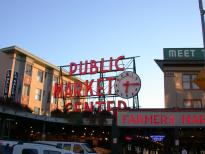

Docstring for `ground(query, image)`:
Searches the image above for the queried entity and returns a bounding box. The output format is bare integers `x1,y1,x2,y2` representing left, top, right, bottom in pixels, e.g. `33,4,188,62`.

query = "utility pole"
199,0,205,50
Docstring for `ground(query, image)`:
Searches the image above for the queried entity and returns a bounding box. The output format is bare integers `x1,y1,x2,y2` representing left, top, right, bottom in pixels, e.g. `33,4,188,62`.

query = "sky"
0,0,203,108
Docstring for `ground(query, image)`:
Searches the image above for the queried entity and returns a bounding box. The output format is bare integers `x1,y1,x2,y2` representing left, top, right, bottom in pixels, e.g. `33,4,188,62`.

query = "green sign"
163,48,204,60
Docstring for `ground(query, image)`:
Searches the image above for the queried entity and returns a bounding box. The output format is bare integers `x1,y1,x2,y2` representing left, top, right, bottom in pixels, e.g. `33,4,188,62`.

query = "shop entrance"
119,127,205,154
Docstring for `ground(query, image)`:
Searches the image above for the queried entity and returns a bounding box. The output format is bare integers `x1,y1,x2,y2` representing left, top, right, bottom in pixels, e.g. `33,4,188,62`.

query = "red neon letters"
54,55,126,112
69,56,125,75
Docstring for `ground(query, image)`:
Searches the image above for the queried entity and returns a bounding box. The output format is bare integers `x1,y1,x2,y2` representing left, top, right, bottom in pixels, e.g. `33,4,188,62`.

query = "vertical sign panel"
11,72,18,99
3,70,11,97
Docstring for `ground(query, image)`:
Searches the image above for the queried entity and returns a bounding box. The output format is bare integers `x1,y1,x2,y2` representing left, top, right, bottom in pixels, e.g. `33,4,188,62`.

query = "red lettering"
79,61,88,75
136,114,144,124
84,80,94,96
118,100,127,109
107,101,114,111
121,114,127,124
182,115,191,124
65,102,72,112
115,55,125,71
69,62,77,75
109,57,113,72
161,115,168,124
107,77,115,94
153,115,160,125
169,115,175,125
64,82,72,97
74,102,81,112
96,101,105,111
90,60,98,74
100,58,107,73
200,114,205,124
73,82,82,96
192,115,199,124
84,102,94,112
145,115,153,124
54,83,63,98
128,115,137,124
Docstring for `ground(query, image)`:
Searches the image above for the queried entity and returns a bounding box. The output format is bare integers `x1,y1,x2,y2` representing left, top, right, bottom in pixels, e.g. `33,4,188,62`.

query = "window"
56,143,62,148
53,76,59,86
51,95,57,104
43,150,61,154
34,107,40,115
83,143,96,153
183,99,202,108
182,74,199,90
37,70,44,83
35,89,42,101
63,81,67,91
63,144,71,150
73,144,84,153
23,84,30,96
22,149,38,154
25,64,33,76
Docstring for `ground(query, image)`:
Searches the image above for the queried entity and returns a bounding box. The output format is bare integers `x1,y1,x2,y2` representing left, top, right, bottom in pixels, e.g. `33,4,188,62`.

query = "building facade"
155,48,205,108
0,46,82,115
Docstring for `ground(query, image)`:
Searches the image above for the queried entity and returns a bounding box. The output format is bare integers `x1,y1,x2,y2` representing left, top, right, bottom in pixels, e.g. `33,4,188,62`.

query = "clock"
114,71,141,99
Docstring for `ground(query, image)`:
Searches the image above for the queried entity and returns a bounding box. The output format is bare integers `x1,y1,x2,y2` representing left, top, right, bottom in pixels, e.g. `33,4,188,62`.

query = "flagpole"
199,0,205,52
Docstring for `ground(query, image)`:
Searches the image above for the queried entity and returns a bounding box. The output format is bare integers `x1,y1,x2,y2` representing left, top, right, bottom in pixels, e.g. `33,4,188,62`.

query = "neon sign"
150,135,165,142
53,55,140,112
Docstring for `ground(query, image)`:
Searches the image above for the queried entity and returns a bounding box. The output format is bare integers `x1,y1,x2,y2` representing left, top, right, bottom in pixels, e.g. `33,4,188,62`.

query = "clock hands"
123,81,140,94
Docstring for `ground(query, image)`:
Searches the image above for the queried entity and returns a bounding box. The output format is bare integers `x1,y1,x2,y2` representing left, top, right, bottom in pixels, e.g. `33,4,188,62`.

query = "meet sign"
163,48,204,60
117,109,205,127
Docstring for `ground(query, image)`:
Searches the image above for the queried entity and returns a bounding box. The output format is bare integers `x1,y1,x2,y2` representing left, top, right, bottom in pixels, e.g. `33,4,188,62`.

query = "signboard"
150,135,165,142
3,70,11,97
11,72,18,99
54,55,140,112
163,48,204,60
117,110,205,127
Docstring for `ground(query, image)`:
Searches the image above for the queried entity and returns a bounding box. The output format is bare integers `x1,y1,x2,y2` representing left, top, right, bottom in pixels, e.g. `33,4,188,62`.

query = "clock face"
114,71,141,99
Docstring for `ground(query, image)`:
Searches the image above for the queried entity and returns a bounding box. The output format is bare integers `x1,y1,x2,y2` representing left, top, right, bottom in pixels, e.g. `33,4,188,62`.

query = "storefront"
116,108,205,154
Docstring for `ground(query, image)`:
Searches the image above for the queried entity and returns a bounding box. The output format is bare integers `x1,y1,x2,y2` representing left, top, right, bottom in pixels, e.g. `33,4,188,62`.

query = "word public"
69,55,125,75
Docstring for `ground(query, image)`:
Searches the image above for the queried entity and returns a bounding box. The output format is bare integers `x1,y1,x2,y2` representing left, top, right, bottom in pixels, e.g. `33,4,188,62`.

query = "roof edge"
0,46,81,82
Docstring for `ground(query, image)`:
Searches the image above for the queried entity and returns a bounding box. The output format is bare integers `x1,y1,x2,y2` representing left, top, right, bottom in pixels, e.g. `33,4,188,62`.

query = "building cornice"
0,46,81,82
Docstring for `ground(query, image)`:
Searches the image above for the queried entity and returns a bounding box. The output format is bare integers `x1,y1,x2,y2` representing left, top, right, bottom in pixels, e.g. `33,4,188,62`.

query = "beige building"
155,48,205,108
0,46,82,115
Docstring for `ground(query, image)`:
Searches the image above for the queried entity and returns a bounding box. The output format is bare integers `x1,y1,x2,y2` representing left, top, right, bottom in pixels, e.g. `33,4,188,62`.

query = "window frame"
182,73,199,90
183,99,202,108
25,63,33,76
23,84,30,96
35,88,42,101
53,76,59,86
43,150,61,154
34,107,40,115
22,148,38,154
73,144,84,153
37,69,44,83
